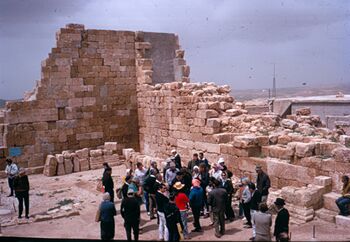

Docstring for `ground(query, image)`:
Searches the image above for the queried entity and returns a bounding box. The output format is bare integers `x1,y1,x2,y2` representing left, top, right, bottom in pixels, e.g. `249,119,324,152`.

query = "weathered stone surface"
43,155,57,176
340,135,350,147
280,119,298,130
75,148,89,158
295,107,311,116
336,215,350,227
295,142,315,157
104,142,118,151
56,154,65,176
34,214,52,222
90,149,103,157
313,176,332,187
323,192,340,212
64,158,73,174
332,147,350,162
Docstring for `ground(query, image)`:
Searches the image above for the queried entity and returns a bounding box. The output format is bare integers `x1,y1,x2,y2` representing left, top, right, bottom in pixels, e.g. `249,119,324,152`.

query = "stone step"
315,208,338,223
323,192,340,212
335,215,350,227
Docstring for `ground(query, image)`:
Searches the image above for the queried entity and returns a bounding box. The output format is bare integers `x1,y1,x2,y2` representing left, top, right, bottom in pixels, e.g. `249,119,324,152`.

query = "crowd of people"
96,150,293,242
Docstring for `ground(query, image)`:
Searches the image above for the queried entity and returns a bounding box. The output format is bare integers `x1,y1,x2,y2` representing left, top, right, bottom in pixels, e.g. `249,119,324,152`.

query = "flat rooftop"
275,94,350,103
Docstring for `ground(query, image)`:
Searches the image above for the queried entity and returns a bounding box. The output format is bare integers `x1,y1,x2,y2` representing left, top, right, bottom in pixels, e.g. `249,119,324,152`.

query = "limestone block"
64,158,73,174
315,142,342,157
90,156,104,170
268,145,294,160
315,208,337,223
43,155,58,176
332,147,350,163
73,158,80,172
256,136,269,146
295,107,311,116
103,149,113,156
277,135,292,145
213,133,236,143
104,142,118,151
335,215,350,227
76,148,89,158
323,192,339,212
78,158,90,171
340,135,350,147
313,176,332,187
196,109,219,119
206,118,221,128
62,150,73,159
233,135,257,148
295,142,315,157
280,119,298,130
123,148,135,161
103,154,120,166
226,108,242,117
56,154,65,176
90,149,103,157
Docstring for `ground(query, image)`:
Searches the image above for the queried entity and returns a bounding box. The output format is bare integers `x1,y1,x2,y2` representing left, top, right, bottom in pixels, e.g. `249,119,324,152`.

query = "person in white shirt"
134,162,147,185
210,163,222,182
5,158,18,197
165,162,179,185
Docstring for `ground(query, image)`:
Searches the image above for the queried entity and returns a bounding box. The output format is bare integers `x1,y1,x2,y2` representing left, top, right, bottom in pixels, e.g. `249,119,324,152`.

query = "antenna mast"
272,63,276,98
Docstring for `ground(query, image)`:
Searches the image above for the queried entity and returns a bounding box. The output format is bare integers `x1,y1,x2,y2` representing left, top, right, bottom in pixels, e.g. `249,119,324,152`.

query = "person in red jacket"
174,182,190,239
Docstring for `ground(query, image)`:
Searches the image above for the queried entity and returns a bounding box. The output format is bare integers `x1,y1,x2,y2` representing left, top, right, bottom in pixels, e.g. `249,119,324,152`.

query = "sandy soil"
0,164,349,241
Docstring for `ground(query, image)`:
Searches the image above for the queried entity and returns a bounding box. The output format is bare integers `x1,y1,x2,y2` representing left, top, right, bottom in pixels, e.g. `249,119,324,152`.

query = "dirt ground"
0,164,349,241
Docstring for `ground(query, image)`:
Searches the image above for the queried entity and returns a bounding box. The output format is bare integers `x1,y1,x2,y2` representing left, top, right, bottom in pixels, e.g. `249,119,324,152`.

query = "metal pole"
312,225,315,239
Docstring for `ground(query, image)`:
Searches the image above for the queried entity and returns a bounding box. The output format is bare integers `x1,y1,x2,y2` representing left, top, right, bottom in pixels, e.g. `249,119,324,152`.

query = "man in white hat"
171,149,182,169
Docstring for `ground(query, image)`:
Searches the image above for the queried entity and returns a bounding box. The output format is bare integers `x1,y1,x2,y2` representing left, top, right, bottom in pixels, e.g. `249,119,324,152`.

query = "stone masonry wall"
3,24,140,169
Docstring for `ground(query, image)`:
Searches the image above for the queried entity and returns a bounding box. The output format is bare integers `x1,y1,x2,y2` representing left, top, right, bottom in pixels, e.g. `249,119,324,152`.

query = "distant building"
272,94,350,130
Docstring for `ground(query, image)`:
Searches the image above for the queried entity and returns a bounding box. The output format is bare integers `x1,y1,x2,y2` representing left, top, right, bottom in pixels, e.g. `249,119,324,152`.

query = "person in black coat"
255,165,271,202
220,171,235,221
143,169,157,219
14,168,30,219
273,198,290,242
208,178,228,238
164,193,184,242
198,163,210,217
102,167,114,202
121,189,141,241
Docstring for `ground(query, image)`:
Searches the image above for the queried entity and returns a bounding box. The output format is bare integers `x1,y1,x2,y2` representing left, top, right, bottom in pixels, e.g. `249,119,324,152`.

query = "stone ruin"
0,23,349,226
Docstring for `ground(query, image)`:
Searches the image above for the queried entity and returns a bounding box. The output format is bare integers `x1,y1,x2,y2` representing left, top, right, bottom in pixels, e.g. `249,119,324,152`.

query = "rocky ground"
0,164,349,241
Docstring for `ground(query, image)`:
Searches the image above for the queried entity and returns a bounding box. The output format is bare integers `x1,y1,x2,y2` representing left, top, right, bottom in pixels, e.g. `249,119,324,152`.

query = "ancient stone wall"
3,24,140,169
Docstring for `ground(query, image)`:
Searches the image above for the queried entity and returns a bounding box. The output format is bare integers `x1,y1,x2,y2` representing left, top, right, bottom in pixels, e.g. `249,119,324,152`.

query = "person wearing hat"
121,189,141,241
273,198,290,242
13,168,30,219
192,165,200,180
155,183,169,241
255,165,270,203
5,158,18,197
171,149,182,170
97,192,117,240
174,182,190,239
189,179,204,232
210,163,223,182
165,162,179,186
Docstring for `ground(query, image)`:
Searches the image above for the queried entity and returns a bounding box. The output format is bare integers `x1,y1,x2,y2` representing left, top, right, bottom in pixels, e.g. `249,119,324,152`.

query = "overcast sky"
0,0,349,99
